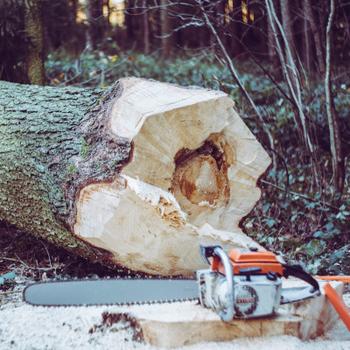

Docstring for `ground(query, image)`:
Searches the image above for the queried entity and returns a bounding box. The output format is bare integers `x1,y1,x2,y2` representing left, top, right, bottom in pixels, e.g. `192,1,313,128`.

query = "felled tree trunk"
0,78,270,276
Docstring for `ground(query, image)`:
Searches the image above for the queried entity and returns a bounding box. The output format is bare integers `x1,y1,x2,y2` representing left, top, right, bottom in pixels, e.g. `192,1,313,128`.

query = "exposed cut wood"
74,78,270,275
0,78,270,275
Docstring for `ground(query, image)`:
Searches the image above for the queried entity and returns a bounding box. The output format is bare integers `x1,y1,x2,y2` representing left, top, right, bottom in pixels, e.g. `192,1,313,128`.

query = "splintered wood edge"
73,174,263,275
98,280,344,348
73,78,271,275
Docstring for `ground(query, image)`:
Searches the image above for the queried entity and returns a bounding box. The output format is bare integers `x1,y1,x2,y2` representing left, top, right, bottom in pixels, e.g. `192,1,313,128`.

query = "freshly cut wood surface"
0,78,270,275
74,78,270,275
102,280,344,348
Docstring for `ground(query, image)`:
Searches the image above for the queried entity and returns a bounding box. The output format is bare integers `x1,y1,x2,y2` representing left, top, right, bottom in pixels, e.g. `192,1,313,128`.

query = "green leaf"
303,239,327,257
265,218,276,228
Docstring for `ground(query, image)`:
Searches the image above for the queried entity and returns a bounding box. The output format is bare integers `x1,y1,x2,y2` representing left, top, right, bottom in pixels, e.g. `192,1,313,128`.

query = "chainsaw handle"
200,245,222,265
283,264,320,292
213,247,234,322
200,245,234,321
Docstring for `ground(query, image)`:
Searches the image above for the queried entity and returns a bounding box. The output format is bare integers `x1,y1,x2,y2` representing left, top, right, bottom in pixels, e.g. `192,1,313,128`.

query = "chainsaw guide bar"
23,279,199,307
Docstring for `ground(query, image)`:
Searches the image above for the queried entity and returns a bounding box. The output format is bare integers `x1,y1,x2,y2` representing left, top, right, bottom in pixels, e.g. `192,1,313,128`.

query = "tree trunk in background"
304,0,325,75
302,0,312,74
24,0,45,85
213,0,225,49
229,0,242,57
142,0,150,54
280,0,296,60
71,0,78,23
0,78,269,276
267,0,281,79
124,0,135,46
325,0,344,194
124,0,144,50
86,0,105,50
105,0,111,28
160,0,171,57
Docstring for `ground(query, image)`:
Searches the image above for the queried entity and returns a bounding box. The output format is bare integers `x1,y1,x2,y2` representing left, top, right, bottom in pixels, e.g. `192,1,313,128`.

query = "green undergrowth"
46,50,350,274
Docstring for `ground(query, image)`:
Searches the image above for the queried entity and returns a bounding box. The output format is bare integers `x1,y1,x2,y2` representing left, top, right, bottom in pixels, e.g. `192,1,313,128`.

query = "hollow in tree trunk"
0,78,270,276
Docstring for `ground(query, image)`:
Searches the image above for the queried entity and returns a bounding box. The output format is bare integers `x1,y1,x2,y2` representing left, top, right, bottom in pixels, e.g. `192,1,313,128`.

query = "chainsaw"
23,245,322,321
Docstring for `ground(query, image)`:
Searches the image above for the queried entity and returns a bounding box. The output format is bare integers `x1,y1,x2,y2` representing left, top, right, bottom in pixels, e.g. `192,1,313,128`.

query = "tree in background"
85,0,106,50
303,0,325,75
0,0,81,82
160,0,171,57
0,0,27,82
325,0,344,195
24,0,46,85
142,0,150,54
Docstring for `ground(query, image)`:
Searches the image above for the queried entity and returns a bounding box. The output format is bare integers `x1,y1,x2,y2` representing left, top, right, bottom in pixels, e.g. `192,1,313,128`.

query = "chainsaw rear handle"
200,245,234,321
283,264,320,293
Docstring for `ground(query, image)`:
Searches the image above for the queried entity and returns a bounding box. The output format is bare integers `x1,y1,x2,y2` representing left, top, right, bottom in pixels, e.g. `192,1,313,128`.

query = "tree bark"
229,0,242,57
0,78,270,276
142,0,150,54
267,0,281,79
105,0,111,28
304,0,325,75
86,0,105,50
280,0,296,60
302,0,312,74
325,0,344,194
160,0,171,57
24,0,46,85
124,0,135,46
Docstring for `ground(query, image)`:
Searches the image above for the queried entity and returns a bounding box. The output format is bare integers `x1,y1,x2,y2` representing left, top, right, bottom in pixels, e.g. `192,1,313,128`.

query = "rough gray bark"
0,80,130,266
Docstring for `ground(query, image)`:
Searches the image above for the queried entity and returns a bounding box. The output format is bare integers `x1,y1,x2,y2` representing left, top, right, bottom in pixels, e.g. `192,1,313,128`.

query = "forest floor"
0,225,349,350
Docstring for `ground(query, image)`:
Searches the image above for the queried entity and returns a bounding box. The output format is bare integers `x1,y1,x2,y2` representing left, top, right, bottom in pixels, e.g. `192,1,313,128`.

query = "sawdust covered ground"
1,223,350,350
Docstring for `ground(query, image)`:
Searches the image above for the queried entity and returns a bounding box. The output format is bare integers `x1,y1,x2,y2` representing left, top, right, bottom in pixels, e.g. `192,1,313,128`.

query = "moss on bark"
0,80,130,266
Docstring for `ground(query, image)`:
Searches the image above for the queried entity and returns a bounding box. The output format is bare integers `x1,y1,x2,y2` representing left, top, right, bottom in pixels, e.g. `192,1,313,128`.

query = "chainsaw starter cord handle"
283,264,320,292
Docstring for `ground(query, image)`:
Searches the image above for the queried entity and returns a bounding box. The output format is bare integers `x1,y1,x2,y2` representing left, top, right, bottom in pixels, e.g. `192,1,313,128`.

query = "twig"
0,257,59,272
40,241,53,269
260,179,339,210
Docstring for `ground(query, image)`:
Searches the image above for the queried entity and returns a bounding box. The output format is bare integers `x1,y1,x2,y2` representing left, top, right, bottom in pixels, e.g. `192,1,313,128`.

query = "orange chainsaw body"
211,249,284,275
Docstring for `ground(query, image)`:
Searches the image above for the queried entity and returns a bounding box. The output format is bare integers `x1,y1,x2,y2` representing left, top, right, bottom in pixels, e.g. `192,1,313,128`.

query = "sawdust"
1,226,349,349
0,283,349,350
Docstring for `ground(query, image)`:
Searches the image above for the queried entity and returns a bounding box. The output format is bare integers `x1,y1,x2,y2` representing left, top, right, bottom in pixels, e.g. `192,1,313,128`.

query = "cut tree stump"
99,280,344,348
0,78,270,275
